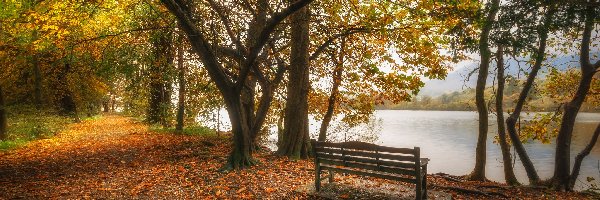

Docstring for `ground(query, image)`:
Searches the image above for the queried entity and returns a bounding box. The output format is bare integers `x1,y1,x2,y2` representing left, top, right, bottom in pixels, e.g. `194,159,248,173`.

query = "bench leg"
416,174,422,200
423,166,428,199
315,166,321,191
329,170,334,183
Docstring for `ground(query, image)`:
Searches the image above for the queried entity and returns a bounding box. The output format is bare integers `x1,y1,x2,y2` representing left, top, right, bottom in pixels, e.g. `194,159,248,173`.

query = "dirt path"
0,115,313,199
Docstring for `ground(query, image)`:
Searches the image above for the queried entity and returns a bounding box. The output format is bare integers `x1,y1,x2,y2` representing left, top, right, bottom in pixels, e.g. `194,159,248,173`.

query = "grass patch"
150,124,217,136
82,114,102,121
0,106,73,150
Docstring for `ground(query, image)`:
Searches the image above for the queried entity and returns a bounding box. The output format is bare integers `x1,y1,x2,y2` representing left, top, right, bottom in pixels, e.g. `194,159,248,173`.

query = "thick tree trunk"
162,0,314,169
0,86,7,140
505,6,555,185
495,45,520,185
553,7,598,190
176,35,186,132
223,95,256,170
469,0,500,181
58,63,79,122
318,37,345,142
147,30,173,126
570,123,600,190
277,1,311,159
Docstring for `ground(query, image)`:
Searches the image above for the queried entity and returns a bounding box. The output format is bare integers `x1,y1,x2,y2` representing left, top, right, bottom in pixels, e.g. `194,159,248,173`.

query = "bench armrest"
420,158,429,166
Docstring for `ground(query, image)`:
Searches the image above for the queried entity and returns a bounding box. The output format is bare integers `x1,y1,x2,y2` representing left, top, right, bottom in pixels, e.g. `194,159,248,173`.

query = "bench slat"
316,152,417,169
320,158,417,177
320,165,417,184
316,147,417,162
314,141,416,155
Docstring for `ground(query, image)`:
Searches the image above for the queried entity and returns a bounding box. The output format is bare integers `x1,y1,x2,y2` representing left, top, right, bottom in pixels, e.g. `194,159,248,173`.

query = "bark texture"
469,0,500,181
553,5,599,190
277,1,311,159
495,45,520,185
318,37,345,142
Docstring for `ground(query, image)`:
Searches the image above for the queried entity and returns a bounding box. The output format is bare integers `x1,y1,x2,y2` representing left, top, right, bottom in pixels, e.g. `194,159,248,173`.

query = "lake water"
204,110,600,190
374,110,600,190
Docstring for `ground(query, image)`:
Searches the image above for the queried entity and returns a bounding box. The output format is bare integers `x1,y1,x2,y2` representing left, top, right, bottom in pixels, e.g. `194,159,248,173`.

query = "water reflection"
375,110,600,190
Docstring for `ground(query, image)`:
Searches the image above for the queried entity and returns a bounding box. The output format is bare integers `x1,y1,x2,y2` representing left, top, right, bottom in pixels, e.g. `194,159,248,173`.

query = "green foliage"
0,106,72,150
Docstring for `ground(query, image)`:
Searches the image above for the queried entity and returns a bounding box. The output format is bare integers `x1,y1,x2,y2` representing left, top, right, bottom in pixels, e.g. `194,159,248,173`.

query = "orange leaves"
264,187,276,193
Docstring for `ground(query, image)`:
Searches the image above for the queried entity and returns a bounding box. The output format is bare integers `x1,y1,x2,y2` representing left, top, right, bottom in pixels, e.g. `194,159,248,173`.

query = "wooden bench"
311,140,429,200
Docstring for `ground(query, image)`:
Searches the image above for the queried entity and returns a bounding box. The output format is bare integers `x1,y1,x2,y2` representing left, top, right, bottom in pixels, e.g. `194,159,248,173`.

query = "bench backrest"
312,140,421,181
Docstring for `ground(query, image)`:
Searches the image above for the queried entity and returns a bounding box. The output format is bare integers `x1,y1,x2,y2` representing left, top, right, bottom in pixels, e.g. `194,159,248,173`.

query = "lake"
205,110,600,190
374,110,600,190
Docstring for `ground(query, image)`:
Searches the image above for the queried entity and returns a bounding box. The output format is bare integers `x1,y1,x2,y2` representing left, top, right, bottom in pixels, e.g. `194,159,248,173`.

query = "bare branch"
206,0,248,56
236,0,315,91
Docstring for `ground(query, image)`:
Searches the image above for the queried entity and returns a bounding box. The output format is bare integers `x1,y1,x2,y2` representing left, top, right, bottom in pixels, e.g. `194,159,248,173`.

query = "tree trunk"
469,0,500,181
553,7,598,190
58,63,80,122
504,6,555,185
495,45,520,185
161,0,314,169
243,0,266,146
0,86,7,140
102,101,110,112
223,94,256,170
33,55,42,108
147,30,173,126
176,34,186,132
570,123,600,190
277,1,311,159
318,37,345,142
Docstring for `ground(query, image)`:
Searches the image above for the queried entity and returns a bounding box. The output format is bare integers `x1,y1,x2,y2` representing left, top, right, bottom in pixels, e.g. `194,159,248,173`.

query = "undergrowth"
1,106,78,150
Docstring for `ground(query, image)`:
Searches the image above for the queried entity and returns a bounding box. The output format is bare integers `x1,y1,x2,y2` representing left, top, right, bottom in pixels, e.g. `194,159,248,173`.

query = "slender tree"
469,0,501,181
570,123,600,189
554,3,600,190
504,4,556,185
494,45,520,185
0,86,6,140
175,33,186,132
318,37,345,142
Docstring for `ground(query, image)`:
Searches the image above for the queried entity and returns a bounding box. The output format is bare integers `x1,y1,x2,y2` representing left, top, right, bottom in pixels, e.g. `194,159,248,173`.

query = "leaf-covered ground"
0,115,594,199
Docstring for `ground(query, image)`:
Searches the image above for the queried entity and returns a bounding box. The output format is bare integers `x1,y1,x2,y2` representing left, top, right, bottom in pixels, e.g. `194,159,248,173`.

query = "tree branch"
161,0,234,91
309,28,369,61
206,0,248,56
236,0,314,92
570,123,600,189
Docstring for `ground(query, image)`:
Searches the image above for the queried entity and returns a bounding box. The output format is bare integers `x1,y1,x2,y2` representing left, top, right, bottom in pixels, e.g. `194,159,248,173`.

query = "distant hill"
418,53,580,97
